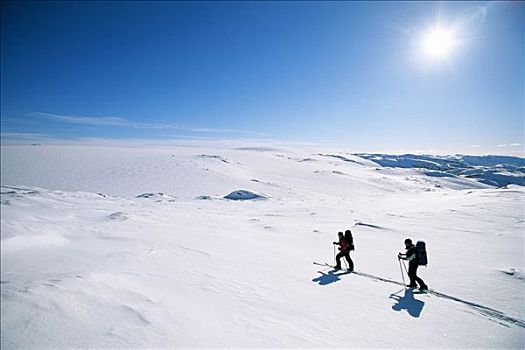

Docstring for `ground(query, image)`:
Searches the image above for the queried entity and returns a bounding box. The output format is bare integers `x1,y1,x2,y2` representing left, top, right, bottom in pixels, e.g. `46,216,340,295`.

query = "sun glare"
421,27,458,60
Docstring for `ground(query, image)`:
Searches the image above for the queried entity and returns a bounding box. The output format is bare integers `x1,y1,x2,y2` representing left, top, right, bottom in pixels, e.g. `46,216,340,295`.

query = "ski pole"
398,258,406,287
333,244,336,267
402,260,409,274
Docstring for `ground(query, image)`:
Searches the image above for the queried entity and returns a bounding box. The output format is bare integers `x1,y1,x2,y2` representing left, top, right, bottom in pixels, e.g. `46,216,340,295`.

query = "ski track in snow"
313,262,525,328
354,271,525,328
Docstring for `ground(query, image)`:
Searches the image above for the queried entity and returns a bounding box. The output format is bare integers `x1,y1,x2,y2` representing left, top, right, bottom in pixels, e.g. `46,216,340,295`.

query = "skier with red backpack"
333,230,354,271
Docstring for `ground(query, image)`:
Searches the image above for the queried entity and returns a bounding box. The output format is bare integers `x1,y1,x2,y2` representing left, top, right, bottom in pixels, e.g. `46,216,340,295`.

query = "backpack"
345,230,355,251
415,241,427,266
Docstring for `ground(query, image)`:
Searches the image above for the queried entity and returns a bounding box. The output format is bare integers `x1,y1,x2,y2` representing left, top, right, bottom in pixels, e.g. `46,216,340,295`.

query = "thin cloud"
496,143,522,148
31,112,266,136
32,112,177,129
190,127,251,133
33,112,128,126
1,132,51,139
189,127,268,136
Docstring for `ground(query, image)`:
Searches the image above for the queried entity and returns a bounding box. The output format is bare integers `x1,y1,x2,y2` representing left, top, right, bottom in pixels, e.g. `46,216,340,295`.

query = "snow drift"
223,190,267,200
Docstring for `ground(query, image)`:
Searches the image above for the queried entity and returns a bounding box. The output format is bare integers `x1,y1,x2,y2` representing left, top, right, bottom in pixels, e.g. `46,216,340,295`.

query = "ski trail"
351,271,525,329
354,222,386,230
352,271,404,287
427,290,525,329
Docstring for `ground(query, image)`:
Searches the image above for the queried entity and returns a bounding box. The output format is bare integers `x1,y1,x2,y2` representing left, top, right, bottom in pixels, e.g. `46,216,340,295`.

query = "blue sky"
1,1,523,154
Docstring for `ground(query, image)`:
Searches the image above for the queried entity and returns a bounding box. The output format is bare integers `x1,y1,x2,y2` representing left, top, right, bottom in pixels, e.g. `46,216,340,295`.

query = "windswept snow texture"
1,145,524,349
357,153,525,187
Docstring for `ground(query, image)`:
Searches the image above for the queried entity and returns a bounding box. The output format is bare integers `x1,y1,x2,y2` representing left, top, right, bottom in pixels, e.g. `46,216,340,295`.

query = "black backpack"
345,230,355,251
415,241,427,266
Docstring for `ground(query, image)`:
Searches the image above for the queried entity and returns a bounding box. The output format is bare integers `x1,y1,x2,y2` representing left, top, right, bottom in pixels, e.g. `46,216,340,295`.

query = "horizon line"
1,134,524,158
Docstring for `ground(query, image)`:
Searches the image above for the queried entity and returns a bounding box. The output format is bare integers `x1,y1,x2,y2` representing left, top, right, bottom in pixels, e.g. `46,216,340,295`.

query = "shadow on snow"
312,269,352,286
354,271,525,328
312,269,525,328
390,288,425,318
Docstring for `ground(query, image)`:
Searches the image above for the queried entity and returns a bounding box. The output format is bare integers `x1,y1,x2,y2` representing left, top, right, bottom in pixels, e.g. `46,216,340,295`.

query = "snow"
223,190,267,200
1,144,524,348
357,153,525,187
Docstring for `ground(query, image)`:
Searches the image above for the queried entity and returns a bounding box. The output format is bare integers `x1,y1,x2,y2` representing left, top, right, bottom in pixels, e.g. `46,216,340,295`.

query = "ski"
313,262,352,271
313,262,334,268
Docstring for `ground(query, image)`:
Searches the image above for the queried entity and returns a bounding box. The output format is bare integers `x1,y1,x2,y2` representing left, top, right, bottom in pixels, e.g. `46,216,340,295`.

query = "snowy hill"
1,144,524,348
357,153,525,187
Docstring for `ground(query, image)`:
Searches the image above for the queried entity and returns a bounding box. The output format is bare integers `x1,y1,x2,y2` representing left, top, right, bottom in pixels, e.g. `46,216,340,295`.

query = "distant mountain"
355,154,525,187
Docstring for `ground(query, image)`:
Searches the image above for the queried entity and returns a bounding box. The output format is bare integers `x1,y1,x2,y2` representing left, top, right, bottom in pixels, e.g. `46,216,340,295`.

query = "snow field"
1,144,524,348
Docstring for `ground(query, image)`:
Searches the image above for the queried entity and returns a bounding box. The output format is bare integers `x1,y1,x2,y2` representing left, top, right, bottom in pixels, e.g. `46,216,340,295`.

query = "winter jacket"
337,237,351,252
403,245,418,266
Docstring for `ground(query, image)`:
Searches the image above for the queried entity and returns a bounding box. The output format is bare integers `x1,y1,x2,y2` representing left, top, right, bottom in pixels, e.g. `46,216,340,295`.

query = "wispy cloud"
30,112,266,136
497,143,522,148
189,127,268,136
32,112,177,129
1,132,51,139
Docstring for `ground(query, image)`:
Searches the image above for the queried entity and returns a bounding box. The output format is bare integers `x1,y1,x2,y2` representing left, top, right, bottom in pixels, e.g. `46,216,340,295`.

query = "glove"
397,253,402,259
333,242,337,245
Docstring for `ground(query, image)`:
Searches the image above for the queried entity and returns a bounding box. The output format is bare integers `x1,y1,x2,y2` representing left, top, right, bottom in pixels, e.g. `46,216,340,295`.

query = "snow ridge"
356,153,525,187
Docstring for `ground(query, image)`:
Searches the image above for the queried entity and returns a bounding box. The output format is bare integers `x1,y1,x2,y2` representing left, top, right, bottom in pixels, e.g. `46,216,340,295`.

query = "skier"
398,238,428,290
333,231,354,271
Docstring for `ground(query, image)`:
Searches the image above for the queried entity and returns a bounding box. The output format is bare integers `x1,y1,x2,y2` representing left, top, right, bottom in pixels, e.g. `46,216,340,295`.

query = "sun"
420,26,459,61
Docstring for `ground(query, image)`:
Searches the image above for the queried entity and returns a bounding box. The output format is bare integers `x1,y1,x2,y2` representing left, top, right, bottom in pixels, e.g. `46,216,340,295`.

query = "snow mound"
318,153,363,165
195,154,229,163
1,186,40,197
107,212,128,221
498,268,525,281
195,195,214,200
223,190,267,201
135,193,176,202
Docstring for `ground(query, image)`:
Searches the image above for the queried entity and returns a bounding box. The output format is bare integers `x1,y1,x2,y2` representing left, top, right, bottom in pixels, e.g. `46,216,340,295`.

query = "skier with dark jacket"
333,231,354,271
398,238,427,290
